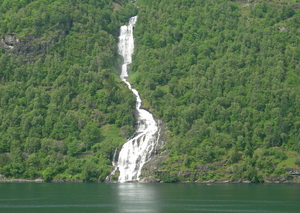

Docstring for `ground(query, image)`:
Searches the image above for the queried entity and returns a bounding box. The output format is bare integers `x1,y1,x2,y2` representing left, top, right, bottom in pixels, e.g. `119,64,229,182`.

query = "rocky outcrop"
196,165,212,173
278,26,288,31
0,178,44,182
286,168,300,175
0,34,19,50
140,149,169,180
0,34,53,62
0,25,69,62
139,176,161,183
0,174,6,180
139,120,168,181
51,179,83,183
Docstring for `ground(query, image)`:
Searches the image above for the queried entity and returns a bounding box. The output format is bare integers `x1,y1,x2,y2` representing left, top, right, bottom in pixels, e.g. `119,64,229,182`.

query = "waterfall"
111,16,160,183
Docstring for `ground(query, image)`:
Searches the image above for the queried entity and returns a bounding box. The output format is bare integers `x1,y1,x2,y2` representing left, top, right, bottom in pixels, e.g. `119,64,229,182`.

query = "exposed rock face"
141,149,169,179
139,120,168,181
286,168,300,175
178,170,192,178
278,26,288,31
196,165,212,173
0,174,6,180
0,34,53,62
139,176,161,183
0,34,18,50
0,26,69,62
4,34,19,45
0,34,52,62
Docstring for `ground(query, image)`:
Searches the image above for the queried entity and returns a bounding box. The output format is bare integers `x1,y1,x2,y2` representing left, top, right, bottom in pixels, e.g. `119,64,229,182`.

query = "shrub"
295,158,300,167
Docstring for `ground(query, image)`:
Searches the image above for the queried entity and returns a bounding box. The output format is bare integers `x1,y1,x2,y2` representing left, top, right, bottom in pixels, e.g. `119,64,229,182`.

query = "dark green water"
0,183,299,213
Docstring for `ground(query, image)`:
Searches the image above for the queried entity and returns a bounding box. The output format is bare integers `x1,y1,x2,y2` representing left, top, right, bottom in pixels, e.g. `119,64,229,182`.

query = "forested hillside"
1,0,300,183
133,0,300,182
0,0,137,181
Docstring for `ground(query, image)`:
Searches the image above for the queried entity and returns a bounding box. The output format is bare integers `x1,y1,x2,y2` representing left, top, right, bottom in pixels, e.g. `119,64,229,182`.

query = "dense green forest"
132,0,300,182
1,0,300,183
0,0,137,181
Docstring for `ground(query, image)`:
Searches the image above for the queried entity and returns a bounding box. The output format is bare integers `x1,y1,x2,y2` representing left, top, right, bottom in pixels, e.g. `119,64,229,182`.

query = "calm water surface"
0,183,299,213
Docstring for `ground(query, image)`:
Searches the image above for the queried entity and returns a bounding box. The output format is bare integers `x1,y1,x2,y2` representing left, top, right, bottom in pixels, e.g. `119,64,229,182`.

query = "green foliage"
0,0,136,181
158,172,179,183
0,154,10,167
1,0,300,183
262,149,288,161
228,145,240,164
131,0,300,182
82,160,101,182
116,1,138,23
295,158,300,167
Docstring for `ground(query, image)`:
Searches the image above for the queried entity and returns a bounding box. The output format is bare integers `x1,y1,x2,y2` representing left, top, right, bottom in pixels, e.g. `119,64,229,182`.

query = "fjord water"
1,183,300,213
112,16,161,183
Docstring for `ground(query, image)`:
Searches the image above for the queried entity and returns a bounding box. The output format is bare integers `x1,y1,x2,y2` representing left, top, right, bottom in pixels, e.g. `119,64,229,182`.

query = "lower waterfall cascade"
109,16,161,183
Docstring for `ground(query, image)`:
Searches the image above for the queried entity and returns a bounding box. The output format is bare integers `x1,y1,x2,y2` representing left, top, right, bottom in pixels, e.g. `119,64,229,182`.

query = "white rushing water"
112,16,160,183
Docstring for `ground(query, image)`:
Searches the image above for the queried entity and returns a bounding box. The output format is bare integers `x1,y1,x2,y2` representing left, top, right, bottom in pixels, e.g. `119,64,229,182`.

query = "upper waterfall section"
118,16,137,80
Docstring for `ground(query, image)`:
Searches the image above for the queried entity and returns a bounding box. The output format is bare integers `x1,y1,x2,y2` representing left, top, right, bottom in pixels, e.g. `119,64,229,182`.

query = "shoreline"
1,179,300,184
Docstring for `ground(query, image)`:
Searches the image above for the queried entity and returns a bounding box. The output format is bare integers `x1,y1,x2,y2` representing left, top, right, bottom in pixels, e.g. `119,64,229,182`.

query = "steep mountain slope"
1,0,300,183
131,0,300,182
0,0,137,181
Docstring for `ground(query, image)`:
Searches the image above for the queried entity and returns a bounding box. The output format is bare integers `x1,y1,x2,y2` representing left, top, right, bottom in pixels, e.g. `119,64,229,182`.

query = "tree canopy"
1,0,300,183
0,0,136,181
132,0,300,182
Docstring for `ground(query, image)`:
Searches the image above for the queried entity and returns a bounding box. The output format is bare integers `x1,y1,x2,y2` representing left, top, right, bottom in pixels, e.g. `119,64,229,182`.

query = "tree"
80,122,101,150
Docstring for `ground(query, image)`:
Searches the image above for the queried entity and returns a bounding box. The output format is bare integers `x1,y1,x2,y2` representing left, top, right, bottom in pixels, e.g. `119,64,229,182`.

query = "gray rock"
0,23,70,63
278,26,287,31
139,120,168,180
139,176,160,183
286,168,300,175
196,165,212,173
4,34,19,45
178,170,192,178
